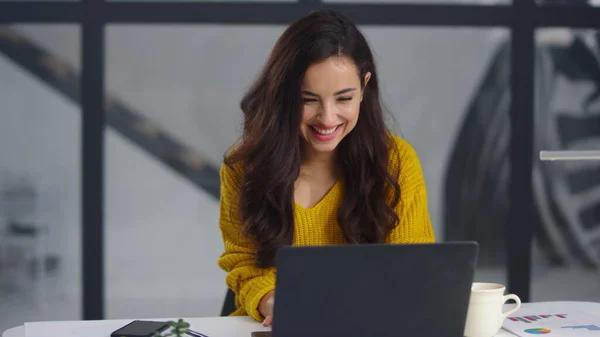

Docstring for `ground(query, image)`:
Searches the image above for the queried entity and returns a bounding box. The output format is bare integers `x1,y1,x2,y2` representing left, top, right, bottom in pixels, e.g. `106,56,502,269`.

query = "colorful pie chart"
524,328,552,334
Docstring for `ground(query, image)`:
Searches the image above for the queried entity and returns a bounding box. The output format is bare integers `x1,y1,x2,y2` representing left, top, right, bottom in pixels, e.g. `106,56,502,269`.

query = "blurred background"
1,0,600,333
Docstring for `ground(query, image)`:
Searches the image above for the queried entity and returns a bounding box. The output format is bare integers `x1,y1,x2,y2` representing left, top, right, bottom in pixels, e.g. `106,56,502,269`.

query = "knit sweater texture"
217,134,435,321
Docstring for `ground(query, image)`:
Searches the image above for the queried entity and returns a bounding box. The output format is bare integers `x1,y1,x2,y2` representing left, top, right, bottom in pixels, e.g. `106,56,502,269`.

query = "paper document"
502,303,600,336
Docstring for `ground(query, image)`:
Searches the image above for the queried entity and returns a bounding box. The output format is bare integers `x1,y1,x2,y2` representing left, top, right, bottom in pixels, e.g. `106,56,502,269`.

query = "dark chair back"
220,288,237,316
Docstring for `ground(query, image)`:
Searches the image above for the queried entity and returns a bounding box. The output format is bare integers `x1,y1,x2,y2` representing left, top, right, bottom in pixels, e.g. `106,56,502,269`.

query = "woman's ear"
361,72,372,101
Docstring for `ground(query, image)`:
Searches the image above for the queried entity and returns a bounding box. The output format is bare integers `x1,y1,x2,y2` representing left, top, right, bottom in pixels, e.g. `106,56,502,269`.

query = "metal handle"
539,150,600,161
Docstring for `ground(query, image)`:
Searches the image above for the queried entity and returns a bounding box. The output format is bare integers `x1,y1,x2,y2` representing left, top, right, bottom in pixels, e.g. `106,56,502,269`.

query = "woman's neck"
300,147,338,180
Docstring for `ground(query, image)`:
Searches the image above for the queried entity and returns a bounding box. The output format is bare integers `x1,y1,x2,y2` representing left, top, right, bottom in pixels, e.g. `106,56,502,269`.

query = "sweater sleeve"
386,137,436,244
217,162,276,321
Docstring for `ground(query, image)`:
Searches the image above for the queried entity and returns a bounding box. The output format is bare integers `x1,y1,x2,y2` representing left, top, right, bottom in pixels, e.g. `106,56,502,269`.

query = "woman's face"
300,55,371,155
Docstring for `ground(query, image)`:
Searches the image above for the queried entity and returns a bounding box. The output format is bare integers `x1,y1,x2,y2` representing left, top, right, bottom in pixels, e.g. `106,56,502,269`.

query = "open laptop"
253,242,478,337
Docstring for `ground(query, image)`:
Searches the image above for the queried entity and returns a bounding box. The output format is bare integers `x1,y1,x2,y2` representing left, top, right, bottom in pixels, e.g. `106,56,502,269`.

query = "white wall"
104,129,225,319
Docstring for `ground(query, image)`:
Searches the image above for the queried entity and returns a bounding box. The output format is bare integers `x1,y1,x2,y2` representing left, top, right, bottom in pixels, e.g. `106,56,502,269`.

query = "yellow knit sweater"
217,135,435,321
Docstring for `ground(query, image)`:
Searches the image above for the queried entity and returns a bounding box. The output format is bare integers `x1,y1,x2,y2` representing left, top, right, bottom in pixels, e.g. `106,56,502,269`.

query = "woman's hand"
259,290,275,326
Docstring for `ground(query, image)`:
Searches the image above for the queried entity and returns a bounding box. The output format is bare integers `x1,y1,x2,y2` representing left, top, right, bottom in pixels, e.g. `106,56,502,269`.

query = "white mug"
463,282,521,337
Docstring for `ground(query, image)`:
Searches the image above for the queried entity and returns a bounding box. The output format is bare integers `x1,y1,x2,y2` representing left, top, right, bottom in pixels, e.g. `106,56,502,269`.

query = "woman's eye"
303,98,317,103
338,97,352,102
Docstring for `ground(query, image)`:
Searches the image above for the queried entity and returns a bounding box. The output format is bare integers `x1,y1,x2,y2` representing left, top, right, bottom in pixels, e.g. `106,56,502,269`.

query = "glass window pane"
533,27,600,302
104,25,286,319
104,25,511,320
0,24,81,332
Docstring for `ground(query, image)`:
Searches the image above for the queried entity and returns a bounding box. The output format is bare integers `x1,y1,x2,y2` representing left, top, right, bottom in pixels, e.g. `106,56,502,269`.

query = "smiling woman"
216,9,435,326
299,55,370,154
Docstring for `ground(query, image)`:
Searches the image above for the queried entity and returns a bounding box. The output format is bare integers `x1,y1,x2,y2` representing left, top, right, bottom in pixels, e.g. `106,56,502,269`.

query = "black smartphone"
250,332,272,337
110,320,169,337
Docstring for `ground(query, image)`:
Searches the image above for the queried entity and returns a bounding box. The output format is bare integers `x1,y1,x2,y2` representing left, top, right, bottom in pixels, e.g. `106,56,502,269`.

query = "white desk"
2,316,271,337
4,302,599,337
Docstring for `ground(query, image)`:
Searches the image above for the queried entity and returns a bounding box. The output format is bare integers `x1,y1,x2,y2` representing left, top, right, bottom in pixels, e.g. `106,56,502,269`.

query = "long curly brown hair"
224,10,401,267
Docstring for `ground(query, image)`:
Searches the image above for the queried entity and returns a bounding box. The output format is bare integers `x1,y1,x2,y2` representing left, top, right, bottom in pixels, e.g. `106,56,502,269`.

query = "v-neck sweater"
217,134,435,321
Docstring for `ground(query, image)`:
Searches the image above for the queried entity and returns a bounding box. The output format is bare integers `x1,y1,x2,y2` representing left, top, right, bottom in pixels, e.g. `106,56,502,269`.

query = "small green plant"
151,319,191,337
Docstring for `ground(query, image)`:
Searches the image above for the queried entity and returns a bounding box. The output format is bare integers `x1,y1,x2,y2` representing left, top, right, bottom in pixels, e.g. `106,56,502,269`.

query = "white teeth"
311,125,338,135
